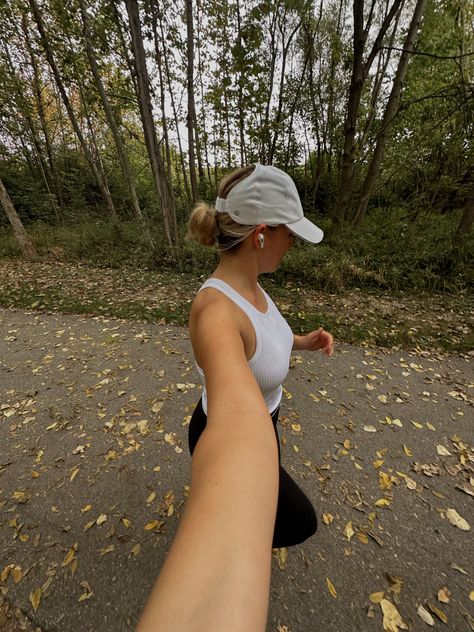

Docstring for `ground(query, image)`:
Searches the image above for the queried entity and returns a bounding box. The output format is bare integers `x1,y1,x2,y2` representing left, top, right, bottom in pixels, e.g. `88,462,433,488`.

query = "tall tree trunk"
454,191,474,244
27,0,118,220
79,0,156,251
124,0,178,254
185,0,198,202
268,16,302,164
332,0,404,233
0,177,38,260
354,0,427,226
21,12,64,214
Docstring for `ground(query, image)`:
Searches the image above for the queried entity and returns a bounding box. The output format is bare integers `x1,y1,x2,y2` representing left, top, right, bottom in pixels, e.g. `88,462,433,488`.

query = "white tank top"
195,278,294,414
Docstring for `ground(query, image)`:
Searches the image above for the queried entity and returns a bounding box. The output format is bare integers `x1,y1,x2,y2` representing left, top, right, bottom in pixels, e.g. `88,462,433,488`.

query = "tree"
353,0,428,225
124,0,178,254
0,177,38,259
332,0,404,232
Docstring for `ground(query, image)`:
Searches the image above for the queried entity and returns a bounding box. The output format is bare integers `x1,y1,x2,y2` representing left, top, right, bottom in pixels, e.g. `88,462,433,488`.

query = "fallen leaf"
403,445,413,457
375,498,391,507
436,445,451,456
428,602,448,624
417,604,435,626
446,508,470,531
469,591,474,601
99,544,115,556
11,567,22,584
451,562,468,575
369,591,385,603
438,587,450,603
344,521,354,541
326,577,337,598
322,512,334,525
144,520,164,531
274,547,288,570
364,425,377,432
96,514,107,526
380,599,408,631
146,491,156,504
29,588,41,612
131,543,141,556
379,472,392,490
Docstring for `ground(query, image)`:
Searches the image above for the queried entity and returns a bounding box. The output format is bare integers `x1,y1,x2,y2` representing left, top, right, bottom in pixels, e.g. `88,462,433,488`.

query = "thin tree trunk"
27,0,118,220
80,0,156,251
354,0,427,225
185,0,198,202
0,177,38,259
453,192,474,244
332,0,404,232
21,12,64,213
156,8,191,203
124,0,178,253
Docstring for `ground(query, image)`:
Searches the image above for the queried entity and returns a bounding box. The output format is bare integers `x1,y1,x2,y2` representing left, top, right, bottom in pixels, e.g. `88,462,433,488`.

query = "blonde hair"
186,165,258,251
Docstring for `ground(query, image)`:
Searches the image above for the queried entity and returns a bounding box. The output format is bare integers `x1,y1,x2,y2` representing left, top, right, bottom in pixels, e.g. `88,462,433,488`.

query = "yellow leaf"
379,472,392,490
403,445,412,457
344,521,354,541
31,471,39,479
354,462,363,470
446,508,470,531
427,602,448,624
274,547,288,570
469,591,474,601
1,564,14,582
373,460,384,469
11,566,22,584
96,514,107,526
293,444,299,452
99,545,115,556
153,465,161,472
437,587,450,603
417,605,435,626
326,577,337,598
81,504,92,513
411,421,423,429
29,588,41,612
380,599,408,631
291,423,301,433
144,520,163,531
322,512,334,525
131,543,141,556
70,559,78,577
61,547,76,568
70,467,79,482
357,532,369,544
343,439,351,449
19,534,29,543
83,520,95,532
375,498,391,507
146,492,156,504
369,591,384,603
122,518,131,528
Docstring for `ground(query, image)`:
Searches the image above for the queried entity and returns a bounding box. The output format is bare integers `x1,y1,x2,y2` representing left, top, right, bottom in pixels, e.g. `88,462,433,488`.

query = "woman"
187,163,334,548
136,164,333,632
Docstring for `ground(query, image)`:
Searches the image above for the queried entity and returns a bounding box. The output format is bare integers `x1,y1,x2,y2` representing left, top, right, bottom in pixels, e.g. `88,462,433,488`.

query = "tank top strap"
199,278,268,319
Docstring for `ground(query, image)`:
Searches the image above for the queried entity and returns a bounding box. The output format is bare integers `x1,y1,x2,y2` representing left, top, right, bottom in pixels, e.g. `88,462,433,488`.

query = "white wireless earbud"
258,234,265,248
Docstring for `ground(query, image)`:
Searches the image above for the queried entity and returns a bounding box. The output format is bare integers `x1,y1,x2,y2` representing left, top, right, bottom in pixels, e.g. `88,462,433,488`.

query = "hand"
300,327,334,355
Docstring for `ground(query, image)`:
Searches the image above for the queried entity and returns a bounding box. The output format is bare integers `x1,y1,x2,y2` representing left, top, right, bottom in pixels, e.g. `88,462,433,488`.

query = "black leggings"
188,399,317,548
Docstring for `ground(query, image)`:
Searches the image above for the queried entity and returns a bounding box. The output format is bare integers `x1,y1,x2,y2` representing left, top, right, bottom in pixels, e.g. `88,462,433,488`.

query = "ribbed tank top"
195,278,294,414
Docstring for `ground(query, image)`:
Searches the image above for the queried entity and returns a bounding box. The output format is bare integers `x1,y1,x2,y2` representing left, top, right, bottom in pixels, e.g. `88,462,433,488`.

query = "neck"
213,246,260,294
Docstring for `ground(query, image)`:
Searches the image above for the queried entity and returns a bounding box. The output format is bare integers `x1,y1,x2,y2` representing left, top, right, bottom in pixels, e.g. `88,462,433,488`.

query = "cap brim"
286,217,323,244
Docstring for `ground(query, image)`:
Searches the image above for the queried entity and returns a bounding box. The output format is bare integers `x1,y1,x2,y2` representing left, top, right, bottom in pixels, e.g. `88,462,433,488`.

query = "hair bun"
186,202,218,247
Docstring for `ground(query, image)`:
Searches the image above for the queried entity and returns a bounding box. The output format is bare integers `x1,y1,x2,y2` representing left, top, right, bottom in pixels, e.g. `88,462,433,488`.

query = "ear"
253,224,267,249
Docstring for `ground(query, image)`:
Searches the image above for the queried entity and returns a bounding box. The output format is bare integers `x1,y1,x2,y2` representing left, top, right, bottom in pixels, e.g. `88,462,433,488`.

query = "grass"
0,213,472,353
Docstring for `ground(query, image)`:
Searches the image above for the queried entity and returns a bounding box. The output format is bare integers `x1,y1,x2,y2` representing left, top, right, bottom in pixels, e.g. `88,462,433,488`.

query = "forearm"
136,414,279,632
292,334,306,350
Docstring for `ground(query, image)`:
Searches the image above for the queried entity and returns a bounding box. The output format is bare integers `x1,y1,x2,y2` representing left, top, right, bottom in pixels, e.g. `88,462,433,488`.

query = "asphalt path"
0,308,473,632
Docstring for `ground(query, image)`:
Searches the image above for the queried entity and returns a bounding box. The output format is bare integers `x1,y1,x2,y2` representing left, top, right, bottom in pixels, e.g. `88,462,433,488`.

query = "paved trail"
0,308,472,632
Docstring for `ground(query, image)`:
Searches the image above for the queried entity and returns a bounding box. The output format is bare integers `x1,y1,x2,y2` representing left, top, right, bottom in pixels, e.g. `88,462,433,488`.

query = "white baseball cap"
215,164,323,244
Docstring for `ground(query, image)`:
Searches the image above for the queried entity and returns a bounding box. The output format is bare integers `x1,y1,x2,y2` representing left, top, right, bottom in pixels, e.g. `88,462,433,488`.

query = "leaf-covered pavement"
0,307,473,632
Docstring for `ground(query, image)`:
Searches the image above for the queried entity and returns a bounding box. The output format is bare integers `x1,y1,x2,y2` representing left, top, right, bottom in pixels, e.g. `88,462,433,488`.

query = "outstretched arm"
136,301,279,632
293,326,334,355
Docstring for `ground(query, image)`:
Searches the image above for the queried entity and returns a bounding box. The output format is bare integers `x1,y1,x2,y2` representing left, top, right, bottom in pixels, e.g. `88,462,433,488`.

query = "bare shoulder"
189,288,244,371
